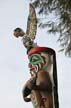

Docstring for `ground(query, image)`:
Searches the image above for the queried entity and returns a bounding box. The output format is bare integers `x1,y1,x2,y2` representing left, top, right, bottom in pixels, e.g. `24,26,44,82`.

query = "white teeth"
38,63,41,69
35,63,42,72
35,64,39,72
30,63,42,74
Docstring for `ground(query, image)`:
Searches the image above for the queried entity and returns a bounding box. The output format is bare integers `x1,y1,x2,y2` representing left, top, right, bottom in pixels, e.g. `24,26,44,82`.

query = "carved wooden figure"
13,3,59,108
22,47,59,108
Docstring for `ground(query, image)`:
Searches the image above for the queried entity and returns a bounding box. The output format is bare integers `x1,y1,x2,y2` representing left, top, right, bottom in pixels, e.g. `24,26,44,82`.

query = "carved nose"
28,63,33,68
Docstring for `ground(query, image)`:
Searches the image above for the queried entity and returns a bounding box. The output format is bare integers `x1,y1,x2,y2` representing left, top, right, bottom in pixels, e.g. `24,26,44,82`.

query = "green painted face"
29,54,43,65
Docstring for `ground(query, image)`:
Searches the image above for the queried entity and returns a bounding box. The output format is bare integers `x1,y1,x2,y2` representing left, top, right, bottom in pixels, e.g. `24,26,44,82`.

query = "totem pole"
13,3,59,108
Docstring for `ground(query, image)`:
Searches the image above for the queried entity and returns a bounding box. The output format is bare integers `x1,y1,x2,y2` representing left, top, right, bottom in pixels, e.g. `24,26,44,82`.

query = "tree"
30,0,71,56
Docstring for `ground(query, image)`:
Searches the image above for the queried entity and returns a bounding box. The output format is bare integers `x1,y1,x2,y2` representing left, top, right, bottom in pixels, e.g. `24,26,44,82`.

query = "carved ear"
26,3,37,40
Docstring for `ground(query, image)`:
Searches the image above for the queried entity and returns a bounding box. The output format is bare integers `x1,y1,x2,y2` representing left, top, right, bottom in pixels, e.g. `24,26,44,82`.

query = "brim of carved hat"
27,46,55,56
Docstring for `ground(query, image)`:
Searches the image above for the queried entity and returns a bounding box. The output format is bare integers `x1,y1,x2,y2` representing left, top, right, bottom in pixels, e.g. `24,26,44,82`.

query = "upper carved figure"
13,4,37,50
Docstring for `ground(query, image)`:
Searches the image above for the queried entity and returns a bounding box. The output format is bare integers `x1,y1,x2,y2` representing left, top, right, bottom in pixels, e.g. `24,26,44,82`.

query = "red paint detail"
30,67,35,71
28,47,49,56
28,47,55,59
40,98,46,107
29,63,33,68
29,63,35,72
41,55,46,64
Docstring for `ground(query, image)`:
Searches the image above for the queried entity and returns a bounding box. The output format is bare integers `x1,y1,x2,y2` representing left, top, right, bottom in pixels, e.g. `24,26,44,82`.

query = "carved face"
28,52,50,76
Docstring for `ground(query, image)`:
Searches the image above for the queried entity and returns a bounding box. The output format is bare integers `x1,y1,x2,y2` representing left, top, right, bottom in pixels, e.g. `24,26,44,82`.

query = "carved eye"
32,56,39,62
29,54,42,65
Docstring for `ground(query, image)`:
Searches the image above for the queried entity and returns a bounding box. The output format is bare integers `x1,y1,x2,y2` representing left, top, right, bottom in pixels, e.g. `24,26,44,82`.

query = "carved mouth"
29,64,39,75
30,67,35,72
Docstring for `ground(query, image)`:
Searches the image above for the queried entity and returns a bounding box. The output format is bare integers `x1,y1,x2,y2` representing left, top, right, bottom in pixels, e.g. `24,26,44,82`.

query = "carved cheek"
41,53,50,67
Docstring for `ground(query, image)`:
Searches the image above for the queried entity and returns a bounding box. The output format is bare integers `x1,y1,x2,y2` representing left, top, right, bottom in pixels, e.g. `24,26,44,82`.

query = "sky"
0,0,71,108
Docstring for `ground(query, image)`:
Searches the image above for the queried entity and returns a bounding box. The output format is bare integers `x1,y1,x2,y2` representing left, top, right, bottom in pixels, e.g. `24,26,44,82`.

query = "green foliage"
30,0,71,56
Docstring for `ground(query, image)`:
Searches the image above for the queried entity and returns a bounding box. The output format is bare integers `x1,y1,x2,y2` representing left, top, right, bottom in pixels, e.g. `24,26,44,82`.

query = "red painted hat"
27,46,55,56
